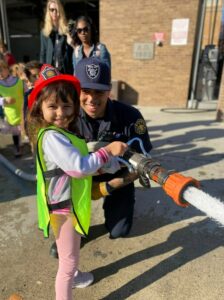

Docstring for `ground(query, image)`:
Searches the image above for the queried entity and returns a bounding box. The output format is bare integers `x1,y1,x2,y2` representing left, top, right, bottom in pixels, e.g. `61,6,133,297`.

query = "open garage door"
1,0,99,62
188,0,224,108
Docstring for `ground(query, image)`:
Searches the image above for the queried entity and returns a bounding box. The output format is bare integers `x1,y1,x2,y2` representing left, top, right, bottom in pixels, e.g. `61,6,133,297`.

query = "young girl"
0,59,24,157
22,60,42,139
27,64,127,300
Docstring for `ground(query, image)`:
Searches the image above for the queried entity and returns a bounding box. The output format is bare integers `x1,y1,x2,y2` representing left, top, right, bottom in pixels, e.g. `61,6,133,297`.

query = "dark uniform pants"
103,183,135,239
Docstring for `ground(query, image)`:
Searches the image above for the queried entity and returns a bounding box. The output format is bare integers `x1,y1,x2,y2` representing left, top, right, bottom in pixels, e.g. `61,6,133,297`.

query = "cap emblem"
86,64,99,79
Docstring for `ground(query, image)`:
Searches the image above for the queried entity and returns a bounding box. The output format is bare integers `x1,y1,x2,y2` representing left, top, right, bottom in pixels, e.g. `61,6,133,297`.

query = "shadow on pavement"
85,176,224,299
149,119,216,132
94,218,224,300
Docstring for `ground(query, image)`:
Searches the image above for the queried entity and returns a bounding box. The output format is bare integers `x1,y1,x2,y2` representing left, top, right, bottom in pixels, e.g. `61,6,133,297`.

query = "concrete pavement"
0,106,224,300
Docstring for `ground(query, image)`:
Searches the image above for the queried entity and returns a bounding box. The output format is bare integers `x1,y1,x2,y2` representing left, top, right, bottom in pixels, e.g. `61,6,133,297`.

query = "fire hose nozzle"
122,145,200,208
163,173,200,207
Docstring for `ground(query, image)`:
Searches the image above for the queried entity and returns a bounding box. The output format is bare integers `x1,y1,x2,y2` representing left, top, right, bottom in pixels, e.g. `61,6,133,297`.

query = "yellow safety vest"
0,78,23,125
36,126,92,238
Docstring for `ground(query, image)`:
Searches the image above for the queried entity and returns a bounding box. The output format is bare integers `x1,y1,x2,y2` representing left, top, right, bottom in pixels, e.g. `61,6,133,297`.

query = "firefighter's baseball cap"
75,57,111,91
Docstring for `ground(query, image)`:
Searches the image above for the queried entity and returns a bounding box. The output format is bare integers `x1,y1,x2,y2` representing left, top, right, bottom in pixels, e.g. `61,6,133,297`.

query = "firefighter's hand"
91,182,113,200
139,174,151,188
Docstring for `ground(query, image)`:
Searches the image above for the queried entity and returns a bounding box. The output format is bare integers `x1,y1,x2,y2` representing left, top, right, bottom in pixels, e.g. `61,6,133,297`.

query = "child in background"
24,61,42,90
0,40,16,67
10,63,26,80
27,64,127,300
0,59,24,157
22,61,42,138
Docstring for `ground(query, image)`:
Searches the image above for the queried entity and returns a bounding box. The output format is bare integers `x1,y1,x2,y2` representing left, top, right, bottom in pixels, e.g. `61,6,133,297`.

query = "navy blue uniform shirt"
76,99,152,151
75,99,152,181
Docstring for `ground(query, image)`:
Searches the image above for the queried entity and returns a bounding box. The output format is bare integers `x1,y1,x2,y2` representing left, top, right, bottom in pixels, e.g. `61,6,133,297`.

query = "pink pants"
50,213,81,300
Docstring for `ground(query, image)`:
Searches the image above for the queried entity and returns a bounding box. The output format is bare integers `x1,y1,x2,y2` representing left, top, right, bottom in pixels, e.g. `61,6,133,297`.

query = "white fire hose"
0,153,36,181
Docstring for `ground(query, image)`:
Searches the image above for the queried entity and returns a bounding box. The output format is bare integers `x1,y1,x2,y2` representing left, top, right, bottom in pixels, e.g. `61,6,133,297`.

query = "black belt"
48,199,71,211
44,168,64,180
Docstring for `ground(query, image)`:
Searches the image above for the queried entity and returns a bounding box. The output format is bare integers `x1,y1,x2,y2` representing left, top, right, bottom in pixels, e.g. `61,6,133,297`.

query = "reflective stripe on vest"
0,78,23,125
36,126,92,238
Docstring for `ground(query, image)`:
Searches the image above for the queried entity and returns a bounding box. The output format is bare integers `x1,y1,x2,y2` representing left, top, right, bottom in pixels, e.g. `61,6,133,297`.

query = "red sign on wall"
153,32,165,42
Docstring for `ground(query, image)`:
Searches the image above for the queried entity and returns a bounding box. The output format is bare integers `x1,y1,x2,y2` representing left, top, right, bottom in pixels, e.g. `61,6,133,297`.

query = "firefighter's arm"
91,169,139,200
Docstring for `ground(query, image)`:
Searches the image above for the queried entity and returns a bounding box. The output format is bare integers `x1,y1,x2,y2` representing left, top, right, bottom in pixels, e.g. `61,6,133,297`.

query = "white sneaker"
72,270,94,288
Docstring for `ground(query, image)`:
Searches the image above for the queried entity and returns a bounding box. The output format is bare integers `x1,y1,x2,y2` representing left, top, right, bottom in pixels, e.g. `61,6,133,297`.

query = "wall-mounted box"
133,42,155,59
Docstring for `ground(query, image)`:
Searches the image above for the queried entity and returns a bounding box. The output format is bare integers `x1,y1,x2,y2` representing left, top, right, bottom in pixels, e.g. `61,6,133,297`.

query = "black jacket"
40,30,73,75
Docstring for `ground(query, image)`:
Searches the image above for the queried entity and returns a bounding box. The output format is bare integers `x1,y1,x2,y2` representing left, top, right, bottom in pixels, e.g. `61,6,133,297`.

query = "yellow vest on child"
36,126,92,238
0,78,23,125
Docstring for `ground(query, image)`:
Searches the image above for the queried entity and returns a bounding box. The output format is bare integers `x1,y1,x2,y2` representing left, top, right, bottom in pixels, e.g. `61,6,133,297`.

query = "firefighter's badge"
134,119,147,134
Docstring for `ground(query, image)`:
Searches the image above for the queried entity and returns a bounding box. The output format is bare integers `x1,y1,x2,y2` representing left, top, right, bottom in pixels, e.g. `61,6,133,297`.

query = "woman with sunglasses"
40,0,73,75
70,16,111,75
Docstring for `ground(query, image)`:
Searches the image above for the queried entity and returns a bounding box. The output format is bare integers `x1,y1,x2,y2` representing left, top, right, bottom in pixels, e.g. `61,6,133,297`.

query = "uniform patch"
134,119,147,134
41,66,59,80
86,64,99,79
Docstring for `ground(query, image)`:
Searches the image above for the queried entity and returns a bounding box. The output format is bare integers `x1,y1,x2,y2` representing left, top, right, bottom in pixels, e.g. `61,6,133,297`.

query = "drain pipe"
0,0,10,49
188,0,206,109
0,153,36,181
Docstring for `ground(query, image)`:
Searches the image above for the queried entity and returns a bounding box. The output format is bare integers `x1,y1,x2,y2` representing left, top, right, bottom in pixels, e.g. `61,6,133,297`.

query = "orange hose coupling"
162,173,200,207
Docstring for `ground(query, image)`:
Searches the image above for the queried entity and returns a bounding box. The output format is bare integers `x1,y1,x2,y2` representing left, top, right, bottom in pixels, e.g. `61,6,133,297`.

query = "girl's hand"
4,97,15,105
104,141,128,156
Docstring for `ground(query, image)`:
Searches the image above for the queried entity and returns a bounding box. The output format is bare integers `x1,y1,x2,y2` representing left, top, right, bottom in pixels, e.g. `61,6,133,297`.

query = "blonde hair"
10,63,25,79
42,0,68,37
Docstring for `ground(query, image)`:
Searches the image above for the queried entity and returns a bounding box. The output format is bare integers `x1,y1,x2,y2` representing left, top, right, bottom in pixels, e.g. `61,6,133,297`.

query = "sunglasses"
76,27,89,34
49,8,58,13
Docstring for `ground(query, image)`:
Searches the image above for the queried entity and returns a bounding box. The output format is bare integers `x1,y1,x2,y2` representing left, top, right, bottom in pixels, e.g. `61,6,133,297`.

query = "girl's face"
0,66,9,80
76,20,91,44
41,94,75,129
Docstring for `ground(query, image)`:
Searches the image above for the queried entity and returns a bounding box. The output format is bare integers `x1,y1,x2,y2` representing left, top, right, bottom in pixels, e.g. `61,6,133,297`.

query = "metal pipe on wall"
188,0,207,108
0,0,10,49
208,0,214,43
210,0,219,44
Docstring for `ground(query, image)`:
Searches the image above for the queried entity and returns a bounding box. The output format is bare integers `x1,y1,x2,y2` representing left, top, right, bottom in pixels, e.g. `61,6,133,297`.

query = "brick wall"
100,0,199,107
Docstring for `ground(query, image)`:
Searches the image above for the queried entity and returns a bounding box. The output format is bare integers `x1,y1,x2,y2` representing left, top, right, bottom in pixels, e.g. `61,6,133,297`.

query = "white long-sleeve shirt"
42,130,120,208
